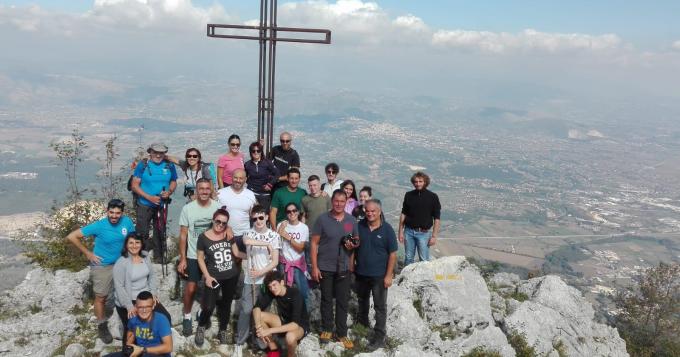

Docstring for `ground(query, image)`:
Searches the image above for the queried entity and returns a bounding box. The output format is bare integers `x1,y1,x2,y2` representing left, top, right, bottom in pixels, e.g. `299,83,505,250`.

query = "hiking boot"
98,322,113,344
194,326,205,346
319,331,333,344
337,336,354,349
218,329,229,345
182,318,193,336
368,336,386,351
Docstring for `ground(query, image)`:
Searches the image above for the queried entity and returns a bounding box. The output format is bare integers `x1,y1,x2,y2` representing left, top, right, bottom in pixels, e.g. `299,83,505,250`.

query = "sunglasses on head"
213,219,228,226
250,215,266,222
107,199,125,210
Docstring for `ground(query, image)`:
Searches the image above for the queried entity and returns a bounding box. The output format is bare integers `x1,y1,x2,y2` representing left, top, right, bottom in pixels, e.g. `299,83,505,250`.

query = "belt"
408,226,430,232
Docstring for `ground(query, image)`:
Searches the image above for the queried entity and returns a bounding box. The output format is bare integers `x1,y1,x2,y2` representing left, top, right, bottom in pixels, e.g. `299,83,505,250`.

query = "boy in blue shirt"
66,198,135,344
130,143,177,262
126,291,173,357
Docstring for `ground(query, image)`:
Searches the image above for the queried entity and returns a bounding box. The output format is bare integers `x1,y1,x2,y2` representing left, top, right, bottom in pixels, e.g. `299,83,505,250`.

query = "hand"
177,258,187,275
250,269,262,279
148,196,161,206
85,251,102,265
256,325,272,339
349,261,355,273
127,306,138,318
205,276,217,288
160,190,171,199
384,275,393,289
153,295,160,305
266,244,273,254
428,236,436,246
263,183,272,192
321,191,329,198
398,233,404,244
312,267,322,282
129,344,143,357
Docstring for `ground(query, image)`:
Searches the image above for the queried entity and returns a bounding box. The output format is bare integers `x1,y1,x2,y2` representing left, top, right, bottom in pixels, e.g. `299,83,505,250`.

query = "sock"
96,319,108,325
184,313,192,320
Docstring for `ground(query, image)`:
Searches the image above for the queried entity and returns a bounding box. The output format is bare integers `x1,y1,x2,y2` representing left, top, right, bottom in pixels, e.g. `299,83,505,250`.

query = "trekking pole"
249,245,269,346
158,187,170,277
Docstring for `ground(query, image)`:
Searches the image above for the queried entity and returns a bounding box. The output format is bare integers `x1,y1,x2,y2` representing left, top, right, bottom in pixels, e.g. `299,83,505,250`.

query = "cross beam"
207,0,331,153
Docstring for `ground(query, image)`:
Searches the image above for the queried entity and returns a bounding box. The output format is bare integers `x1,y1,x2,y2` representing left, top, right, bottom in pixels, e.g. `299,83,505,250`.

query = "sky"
1,0,680,109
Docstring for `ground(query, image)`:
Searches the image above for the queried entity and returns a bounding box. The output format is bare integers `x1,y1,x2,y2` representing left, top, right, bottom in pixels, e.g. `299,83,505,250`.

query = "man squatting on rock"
66,198,136,344
124,291,173,357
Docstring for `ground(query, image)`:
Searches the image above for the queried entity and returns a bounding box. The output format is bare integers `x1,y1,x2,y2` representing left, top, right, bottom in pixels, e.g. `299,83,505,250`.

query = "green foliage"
507,332,537,357
463,346,503,357
553,339,568,357
29,303,42,314
542,243,588,277
615,262,680,357
509,289,529,302
431,324,458,341
413,298,424,319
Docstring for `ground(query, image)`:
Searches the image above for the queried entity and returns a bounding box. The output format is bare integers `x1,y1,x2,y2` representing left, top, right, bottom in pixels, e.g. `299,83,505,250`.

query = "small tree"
615,262,680,357
50,129,88,203
98,134,124,201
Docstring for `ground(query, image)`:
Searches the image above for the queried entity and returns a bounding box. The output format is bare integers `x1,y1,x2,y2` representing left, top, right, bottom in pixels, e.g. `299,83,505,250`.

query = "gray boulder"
504,275,628,357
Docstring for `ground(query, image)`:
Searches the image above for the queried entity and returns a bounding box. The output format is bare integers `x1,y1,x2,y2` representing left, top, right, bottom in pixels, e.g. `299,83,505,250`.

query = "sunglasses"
286,209,298,214
186,154,199,159
326,170,337,175
230,142,241,147
250,149,261,153
250,215,266,222
280,140,291,143
213,219,228,226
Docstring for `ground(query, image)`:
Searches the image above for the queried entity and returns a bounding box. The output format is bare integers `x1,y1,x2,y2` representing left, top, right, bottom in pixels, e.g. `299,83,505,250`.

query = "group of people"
67,132,441,357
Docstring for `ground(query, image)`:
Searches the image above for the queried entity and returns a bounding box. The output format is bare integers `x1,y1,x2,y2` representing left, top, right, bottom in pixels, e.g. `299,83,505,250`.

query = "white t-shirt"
323,179,344,198
277,221,309,262
242,228,281,284
217,187,256,235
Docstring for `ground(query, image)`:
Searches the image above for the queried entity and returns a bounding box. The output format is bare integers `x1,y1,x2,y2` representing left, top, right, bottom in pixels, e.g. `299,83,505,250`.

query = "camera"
183,186,195,197
341,234,359,247
122,345,134,357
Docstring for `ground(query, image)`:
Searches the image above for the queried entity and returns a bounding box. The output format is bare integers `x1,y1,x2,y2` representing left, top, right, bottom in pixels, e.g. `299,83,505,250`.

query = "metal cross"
207,0,331,153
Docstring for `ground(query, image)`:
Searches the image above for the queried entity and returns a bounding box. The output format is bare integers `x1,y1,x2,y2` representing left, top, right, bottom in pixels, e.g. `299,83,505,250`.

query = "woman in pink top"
217,134,245,188
342,179,359,215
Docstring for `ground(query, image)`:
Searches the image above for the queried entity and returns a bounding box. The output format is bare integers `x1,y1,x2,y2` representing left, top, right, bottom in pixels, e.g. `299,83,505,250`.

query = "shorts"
90,265,114,297
187,258,203,282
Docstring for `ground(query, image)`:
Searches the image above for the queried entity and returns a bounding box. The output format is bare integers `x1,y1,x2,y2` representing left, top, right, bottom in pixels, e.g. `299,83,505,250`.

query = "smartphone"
211,280,220,289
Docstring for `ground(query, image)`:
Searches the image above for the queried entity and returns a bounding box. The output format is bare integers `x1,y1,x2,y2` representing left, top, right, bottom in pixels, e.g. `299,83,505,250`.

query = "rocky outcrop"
0,256,628,357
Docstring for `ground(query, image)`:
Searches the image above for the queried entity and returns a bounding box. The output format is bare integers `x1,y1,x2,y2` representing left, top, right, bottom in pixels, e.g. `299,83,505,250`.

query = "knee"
285,332,298,347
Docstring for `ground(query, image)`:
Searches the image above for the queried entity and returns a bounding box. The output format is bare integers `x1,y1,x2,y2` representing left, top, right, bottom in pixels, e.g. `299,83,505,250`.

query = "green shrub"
508,332,537,357
463,346,503,357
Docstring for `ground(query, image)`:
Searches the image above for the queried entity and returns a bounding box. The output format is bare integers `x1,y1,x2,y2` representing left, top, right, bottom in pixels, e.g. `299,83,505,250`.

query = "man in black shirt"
268,132,300,190
253,270,308,357
398,171,441,266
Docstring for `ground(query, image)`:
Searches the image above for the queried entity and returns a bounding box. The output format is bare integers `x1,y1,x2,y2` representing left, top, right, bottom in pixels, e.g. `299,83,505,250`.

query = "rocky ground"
0,256,629,356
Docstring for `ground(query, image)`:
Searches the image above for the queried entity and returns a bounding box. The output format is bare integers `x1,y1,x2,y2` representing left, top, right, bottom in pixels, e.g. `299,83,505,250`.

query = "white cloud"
672,40,680,51
432,29,622,54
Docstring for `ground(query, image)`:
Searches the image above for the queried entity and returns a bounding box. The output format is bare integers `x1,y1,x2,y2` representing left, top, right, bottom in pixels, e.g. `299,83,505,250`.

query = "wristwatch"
142,347,148,354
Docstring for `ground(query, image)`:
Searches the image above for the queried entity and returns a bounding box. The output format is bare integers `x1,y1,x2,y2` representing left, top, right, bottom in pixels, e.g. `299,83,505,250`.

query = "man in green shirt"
270,168,307,228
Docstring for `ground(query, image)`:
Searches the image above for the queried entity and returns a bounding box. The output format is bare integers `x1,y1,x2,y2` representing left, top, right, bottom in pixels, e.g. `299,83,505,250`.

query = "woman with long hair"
276,202,310,309
167,148,217,201
244,141,279,212
217,134,245,189
352,186,372,220
112,233,171,346
341,179,359,215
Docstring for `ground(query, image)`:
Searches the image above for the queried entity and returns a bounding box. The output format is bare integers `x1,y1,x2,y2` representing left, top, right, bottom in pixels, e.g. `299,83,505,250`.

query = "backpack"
127,159,172,203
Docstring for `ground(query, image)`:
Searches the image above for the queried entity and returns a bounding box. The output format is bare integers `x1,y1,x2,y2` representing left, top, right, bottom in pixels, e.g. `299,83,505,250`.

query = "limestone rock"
64,343,87,357
505,275,628,357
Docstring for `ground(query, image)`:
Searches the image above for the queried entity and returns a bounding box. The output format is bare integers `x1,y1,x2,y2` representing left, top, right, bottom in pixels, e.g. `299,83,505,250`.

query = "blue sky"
5,0,680,47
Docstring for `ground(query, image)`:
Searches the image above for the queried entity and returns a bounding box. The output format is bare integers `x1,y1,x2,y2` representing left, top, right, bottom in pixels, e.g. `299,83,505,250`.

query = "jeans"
319,270,350,337
277,263,310,311
236,283,261,345
404,227,431,266
199,275,239,331
355,274,388,339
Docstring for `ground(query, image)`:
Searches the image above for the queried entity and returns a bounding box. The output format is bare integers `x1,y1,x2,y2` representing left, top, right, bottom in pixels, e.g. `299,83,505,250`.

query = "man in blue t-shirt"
66,198,135,344
126,291,173,356
131,143,177,262
352,198,397,351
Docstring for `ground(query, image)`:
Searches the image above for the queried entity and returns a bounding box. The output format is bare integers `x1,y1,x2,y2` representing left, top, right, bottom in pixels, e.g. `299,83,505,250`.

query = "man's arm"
131,177,160,206
232,240,246,259
177,225,189,274
384,252,397,288
310,234,321,282
269,207,278,229
144,335,173,354
66,229,100,265
398,213,406,244
429,218,440,246
217,167,224,189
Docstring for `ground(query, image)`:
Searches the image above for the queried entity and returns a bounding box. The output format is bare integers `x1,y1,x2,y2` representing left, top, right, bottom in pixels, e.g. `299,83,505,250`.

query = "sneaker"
233,344,243,357
337,336,354,349
266,350,281,357
319,331,333,344
218,329,228,345
97,322,113,344
368,336,386,351
182,318,193,337
194,326,205,346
